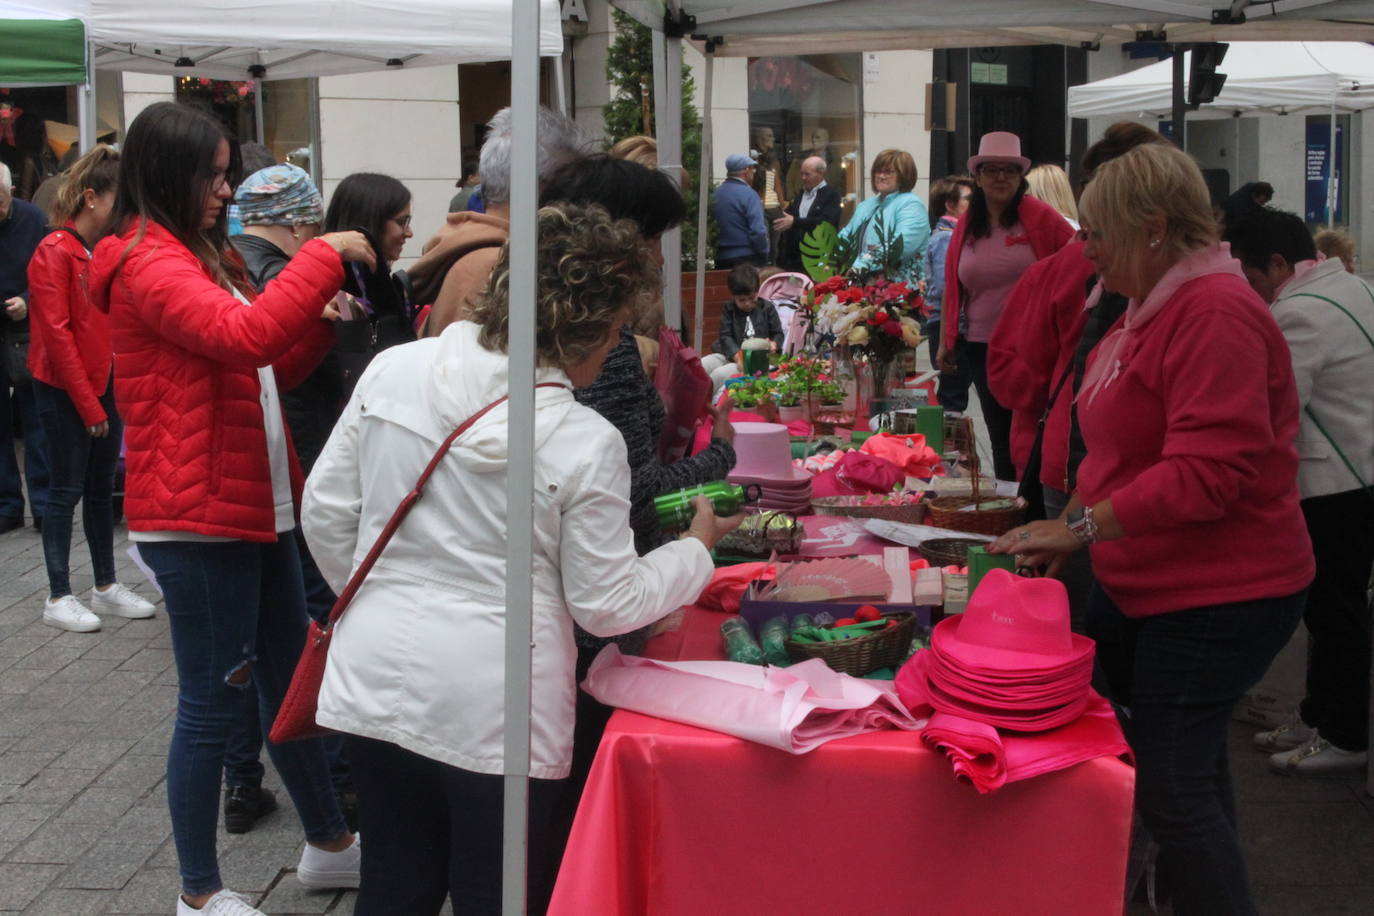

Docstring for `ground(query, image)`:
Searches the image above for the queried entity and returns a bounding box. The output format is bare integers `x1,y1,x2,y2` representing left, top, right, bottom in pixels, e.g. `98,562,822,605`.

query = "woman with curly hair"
301,202,741,915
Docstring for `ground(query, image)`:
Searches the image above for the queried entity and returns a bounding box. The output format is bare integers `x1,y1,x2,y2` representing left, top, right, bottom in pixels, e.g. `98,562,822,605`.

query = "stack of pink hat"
897,569,1095,732
728,423,812,513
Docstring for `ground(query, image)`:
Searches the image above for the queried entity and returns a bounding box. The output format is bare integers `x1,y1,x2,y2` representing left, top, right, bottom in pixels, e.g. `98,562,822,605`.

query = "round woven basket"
786,613,917,676
811,496,926,525
917,537,986,567
925,496,1024,536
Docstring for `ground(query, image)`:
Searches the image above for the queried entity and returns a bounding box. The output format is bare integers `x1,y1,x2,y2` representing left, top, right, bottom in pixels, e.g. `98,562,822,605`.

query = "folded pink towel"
582,646,926,754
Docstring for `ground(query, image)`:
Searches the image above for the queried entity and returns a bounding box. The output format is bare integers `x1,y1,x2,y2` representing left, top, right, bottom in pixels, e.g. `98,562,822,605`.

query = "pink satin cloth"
548,607,1135,916
695,562,775,614
581,646,925,754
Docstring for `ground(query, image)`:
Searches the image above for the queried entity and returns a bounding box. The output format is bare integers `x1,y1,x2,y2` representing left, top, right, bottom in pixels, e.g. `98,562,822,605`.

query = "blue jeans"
224,528,349,792
0,380,48,520
1087,584,1305,916
32,379,120,598
141,535,348,896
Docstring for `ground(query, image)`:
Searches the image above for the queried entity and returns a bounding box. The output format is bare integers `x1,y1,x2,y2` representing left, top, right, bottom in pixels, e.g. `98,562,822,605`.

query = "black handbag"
3,329,32,390
1016,358,1075,522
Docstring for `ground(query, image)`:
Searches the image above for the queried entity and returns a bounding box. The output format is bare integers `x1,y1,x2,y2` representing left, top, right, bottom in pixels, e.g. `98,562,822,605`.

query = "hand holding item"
686,494,744,551
321,230,377,271
4,296,26,321
709,395,736,444
988,520,1081,573
320,300,341,321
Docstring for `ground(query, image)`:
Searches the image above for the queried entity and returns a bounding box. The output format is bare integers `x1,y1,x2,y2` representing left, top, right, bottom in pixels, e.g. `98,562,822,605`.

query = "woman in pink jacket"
991,142,1313,915
92,102,375,916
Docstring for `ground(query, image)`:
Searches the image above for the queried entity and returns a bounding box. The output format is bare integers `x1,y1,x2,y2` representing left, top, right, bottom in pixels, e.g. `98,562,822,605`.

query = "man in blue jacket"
713,153,768,269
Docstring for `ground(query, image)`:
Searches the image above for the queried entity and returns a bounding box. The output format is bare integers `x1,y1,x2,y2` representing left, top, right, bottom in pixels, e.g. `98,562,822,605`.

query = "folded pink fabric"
900,651,1132,793
582,646,926,754
695,562,775,614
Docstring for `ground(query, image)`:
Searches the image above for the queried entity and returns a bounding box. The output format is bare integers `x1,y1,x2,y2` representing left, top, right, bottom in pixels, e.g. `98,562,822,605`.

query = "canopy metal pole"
254,82,267,146
1171,46,1187,150
552,50,569,114
694,49,714,356
1328,91,1338,228
501,0,540,911
652,19,683,331
78,38,94,152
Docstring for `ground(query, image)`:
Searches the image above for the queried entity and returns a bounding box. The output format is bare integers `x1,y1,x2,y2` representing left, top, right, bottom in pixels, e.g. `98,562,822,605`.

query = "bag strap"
315,381,571,643
1284,288,1374,497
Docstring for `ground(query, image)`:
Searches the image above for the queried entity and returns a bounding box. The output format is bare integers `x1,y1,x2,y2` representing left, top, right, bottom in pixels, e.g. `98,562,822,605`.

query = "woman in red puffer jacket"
27,144,157,634
90,102,375,916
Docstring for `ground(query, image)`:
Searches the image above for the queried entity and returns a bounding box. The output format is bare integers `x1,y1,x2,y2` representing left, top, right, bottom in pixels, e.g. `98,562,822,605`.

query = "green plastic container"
967,545,1016,593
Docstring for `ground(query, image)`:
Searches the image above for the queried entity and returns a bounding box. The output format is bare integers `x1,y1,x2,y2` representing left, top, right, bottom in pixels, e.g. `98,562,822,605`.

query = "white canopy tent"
610,0,1374,352
1067,41,1374,224
1068,41,1374,118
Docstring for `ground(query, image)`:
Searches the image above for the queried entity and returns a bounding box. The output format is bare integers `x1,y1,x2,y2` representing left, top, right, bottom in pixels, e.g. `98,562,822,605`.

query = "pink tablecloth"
549,608,1135,916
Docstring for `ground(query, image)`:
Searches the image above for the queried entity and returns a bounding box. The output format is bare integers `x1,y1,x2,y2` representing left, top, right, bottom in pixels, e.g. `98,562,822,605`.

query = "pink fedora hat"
967,131,1030,175
933,569,1094,671
728,423,811,485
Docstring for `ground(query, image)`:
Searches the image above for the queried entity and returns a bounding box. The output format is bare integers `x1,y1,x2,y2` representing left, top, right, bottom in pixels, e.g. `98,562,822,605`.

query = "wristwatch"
1065,505,1099,546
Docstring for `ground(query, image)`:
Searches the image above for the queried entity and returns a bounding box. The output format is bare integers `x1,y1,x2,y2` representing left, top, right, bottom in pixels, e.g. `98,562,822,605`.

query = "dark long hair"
539,154,684,238
323,172,411,257
966,178,1030,240
112,102,243,286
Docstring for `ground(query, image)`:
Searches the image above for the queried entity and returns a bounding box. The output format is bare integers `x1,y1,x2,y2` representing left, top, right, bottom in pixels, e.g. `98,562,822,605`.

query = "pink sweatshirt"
1075,271,1314,617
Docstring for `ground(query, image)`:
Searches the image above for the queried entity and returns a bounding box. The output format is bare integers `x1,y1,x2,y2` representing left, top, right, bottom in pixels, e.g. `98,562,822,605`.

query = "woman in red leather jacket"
90,102,374,916
27,145,157,633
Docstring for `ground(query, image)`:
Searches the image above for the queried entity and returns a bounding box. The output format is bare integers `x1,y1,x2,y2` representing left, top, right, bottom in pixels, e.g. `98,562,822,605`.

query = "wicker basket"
812,495,926,525
786,612,917,676
917,537,987,567
715,511,804,558
943,415,976,457
923,419,1023,535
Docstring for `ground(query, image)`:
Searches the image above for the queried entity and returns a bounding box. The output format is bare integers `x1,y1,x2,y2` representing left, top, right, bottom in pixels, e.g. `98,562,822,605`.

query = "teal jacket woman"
839,148,930,287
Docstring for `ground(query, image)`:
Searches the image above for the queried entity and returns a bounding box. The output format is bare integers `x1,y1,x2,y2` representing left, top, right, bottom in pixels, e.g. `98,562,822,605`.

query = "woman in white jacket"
1226,207,1374,777
301,203,740,915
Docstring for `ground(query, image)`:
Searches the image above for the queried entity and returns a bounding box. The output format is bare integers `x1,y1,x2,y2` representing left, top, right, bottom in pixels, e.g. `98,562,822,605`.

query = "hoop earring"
1148,238,1162,250
290,226,300,240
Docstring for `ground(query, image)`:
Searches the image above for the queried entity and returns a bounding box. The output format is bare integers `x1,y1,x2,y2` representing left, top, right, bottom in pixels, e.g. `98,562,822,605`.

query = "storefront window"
174,76,316,174
747,54,863,227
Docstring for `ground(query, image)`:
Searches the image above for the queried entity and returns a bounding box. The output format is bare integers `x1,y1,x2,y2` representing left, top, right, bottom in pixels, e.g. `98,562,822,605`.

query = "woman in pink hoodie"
990,142,1312,915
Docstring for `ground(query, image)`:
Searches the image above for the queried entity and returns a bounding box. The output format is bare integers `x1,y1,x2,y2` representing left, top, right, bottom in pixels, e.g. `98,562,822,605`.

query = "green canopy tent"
0,17,86,86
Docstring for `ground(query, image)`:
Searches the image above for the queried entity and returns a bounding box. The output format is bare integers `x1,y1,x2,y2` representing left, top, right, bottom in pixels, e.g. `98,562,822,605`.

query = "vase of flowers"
810,274,924,420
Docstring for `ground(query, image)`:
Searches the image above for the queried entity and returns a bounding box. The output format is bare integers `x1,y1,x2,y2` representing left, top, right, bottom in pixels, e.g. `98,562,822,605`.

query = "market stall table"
549,606,1134,916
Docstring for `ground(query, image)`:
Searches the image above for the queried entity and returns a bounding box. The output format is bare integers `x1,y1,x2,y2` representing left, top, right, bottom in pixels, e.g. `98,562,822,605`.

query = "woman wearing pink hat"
989,142,1312,916
936,132,1074,481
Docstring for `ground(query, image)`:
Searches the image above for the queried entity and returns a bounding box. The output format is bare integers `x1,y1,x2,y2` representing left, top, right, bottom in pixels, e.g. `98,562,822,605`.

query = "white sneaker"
42,595,101,633
1269,734,1369,776
1253,714,1316,752
90,582,156,619
176,889,266,915
297,835,361,889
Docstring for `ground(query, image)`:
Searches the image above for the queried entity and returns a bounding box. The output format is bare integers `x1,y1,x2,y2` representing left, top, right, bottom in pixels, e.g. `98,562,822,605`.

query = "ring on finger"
1018,529,1031,541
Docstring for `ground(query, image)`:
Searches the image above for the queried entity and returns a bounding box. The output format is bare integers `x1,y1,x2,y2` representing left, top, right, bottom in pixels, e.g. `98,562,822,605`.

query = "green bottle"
654,482,757,531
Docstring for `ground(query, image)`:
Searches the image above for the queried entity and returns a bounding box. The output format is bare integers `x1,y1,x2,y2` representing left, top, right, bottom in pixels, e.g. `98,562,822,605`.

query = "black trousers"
926,322,972,415
1298,489,1374,751
959,339,1016,481
347,735,564,916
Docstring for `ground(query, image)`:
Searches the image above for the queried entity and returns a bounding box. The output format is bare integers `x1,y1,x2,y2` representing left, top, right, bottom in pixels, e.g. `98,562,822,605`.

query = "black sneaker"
0,516,22,535
224,785,278,834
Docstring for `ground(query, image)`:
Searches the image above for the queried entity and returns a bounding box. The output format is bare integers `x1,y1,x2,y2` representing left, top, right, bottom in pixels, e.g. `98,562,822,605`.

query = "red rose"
883,320,903,337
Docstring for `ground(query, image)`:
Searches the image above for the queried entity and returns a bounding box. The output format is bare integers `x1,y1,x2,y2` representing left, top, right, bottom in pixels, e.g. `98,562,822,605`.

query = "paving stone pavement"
1,501,1371,914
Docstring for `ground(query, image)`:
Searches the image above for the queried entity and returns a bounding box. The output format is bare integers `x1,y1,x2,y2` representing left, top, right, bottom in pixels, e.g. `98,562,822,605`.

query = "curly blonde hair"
472,203,660,368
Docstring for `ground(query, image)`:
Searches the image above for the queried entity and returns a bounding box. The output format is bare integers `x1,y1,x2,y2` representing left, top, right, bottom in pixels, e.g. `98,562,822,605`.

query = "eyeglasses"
978,164,1023,178
873,168,897,177
390,215,412,230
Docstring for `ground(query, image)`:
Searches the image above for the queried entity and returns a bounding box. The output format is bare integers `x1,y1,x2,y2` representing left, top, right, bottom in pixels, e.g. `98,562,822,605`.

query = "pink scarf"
1079,244,1244,407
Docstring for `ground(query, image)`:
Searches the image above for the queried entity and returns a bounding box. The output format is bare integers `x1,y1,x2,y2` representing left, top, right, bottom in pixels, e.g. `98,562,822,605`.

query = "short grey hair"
478,106,591,206
0,161,11,192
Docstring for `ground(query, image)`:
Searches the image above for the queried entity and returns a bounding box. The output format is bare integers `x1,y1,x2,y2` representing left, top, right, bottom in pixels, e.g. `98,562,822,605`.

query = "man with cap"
713,153,769,269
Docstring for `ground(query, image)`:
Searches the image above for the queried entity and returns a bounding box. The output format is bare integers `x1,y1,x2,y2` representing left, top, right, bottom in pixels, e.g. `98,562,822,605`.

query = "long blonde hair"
50,144,120,226
1026,163,1078,223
